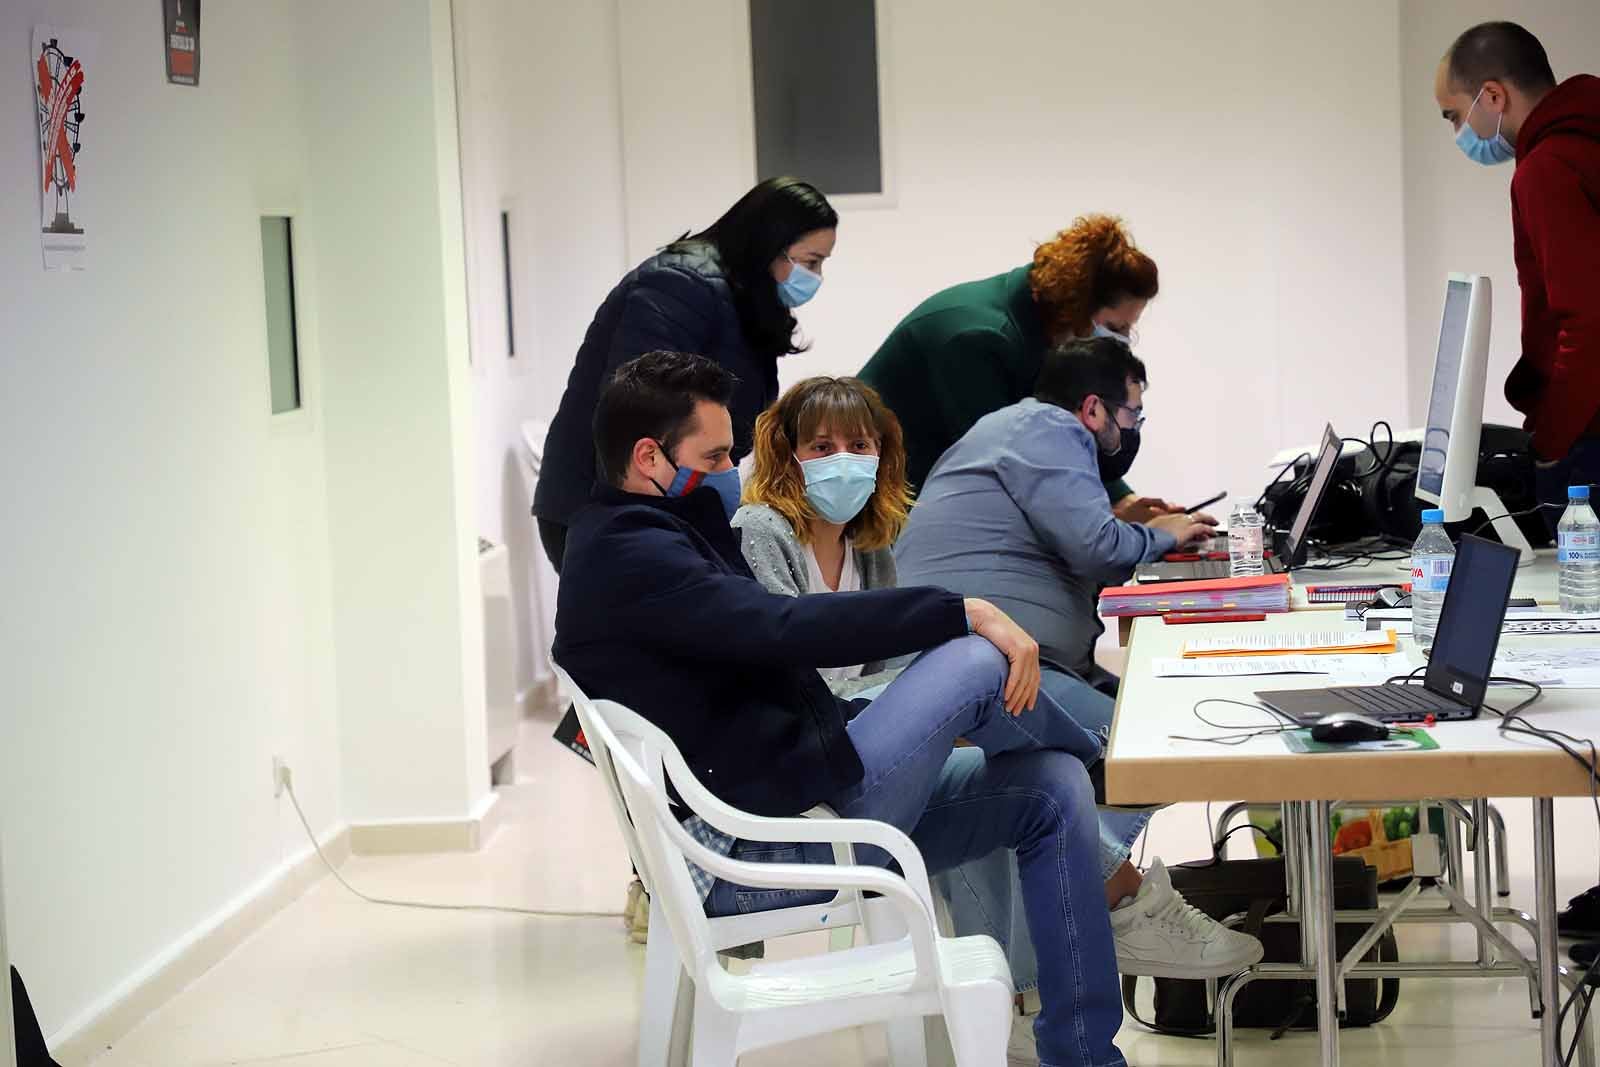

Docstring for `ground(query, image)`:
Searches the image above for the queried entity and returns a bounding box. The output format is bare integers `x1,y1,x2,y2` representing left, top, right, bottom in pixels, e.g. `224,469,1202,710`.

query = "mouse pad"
1281,727,1440,754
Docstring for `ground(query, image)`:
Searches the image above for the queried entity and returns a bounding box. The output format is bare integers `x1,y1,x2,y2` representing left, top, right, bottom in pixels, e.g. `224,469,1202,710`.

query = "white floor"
84,709,1600,1067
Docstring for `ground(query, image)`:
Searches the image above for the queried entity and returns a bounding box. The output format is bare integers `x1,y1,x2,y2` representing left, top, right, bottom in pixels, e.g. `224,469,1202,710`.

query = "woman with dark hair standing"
533,177,838,571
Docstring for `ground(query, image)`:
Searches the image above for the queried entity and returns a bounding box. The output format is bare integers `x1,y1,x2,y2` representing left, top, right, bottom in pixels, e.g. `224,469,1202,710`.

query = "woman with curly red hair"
859,214,1174,519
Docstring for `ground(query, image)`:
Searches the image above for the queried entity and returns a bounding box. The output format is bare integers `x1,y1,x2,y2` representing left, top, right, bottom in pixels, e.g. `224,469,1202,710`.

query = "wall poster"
33,27,89,271
164,0,200,86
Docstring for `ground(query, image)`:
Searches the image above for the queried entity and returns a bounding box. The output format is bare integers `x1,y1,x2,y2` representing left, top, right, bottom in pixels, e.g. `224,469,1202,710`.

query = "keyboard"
1137,555,1287,582
1327,684,1471,721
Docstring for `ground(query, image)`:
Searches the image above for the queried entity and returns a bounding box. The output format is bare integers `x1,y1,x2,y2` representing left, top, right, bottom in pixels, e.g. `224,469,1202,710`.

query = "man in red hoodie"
1435,22,1600,526
1437,20,1600,969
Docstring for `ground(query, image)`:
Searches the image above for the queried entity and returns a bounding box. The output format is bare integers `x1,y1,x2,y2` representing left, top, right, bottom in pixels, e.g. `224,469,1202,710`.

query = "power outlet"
272,756,291,798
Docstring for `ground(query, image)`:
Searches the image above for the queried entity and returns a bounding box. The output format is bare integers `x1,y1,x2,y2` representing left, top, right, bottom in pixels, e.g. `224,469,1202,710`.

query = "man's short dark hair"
1446,21,1556,94
1034,337,1147,414
593,351,738,487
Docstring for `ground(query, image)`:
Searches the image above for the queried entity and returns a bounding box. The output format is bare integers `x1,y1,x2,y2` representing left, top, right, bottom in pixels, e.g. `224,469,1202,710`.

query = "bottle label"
1410,557,1453,592
1558,531,1600,563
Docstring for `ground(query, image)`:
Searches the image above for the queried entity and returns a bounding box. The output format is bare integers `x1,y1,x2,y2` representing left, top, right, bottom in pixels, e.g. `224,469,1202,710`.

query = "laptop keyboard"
1330,684,1450,720
1161,557,1287,580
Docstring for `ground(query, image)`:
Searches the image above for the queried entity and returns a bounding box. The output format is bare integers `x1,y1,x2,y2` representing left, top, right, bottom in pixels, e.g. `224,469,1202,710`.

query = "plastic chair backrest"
557,665,660,894
575,693,724,984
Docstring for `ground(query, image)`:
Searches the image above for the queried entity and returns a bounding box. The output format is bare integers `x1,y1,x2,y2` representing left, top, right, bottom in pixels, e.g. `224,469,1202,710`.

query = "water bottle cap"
1421,509,1444,524
1570,485,1591,501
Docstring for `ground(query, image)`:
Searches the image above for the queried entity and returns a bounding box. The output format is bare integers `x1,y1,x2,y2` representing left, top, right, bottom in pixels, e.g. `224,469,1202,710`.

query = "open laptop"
1255,534,1520,724
1135,423,1342,583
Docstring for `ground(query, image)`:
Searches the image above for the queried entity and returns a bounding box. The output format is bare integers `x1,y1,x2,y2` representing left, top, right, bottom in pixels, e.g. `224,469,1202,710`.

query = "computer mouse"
1310,711,1391,744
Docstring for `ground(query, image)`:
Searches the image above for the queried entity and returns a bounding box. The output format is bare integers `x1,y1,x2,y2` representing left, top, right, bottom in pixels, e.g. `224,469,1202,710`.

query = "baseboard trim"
49,825,351,1067
347,790,502,856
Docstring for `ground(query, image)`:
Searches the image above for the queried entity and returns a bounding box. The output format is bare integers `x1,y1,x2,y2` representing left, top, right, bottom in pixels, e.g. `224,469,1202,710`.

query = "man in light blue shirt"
895,337,1210,677
898,340,1256,1030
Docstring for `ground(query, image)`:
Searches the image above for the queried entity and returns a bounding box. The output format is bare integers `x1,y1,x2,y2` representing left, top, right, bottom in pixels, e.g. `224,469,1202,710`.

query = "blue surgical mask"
653,441,743,520
801,452,880,525
777,258,822,308
1092,322,1132,346
1455,88,1515,166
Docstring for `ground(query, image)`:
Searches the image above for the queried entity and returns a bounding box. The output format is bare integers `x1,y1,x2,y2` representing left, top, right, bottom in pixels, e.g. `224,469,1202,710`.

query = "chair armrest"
659,810,941,994
661,754,932,911
802,805,857,868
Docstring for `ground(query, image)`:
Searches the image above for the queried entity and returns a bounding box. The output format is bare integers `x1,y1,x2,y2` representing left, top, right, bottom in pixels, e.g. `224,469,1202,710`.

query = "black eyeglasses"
1097,396,1146,431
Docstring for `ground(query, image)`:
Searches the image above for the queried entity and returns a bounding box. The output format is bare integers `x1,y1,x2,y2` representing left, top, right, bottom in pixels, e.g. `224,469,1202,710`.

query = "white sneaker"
1006,1012,1039,1066
1110,859,1264,979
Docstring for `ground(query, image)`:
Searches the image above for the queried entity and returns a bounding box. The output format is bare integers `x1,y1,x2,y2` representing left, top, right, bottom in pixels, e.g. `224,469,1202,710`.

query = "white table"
1106,610,1599,1067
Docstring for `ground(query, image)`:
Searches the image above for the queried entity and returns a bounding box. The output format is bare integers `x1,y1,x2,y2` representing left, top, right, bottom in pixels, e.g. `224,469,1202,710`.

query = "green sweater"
859,264,1133,500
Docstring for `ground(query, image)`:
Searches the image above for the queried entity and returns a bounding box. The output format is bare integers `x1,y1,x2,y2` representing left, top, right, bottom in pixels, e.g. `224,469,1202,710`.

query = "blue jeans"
935,664,1149,994
704,637,1126,1067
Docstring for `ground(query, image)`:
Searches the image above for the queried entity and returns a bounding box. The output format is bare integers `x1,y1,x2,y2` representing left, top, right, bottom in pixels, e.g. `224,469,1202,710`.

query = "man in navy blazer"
554,350,1131,1067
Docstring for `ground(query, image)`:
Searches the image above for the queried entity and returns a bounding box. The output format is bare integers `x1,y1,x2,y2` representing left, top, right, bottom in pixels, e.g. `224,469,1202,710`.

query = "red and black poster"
33,27,89,271
163,0,200,86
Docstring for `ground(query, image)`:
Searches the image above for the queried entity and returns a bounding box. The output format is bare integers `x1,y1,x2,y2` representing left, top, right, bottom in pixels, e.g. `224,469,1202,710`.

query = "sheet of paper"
1492,647,1600,687
1181,630,1397,657
1501,619,1600,636
1152,652,1415,680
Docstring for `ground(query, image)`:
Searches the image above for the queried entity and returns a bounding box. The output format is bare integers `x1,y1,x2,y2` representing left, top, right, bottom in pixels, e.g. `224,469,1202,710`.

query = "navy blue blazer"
553,485,967,817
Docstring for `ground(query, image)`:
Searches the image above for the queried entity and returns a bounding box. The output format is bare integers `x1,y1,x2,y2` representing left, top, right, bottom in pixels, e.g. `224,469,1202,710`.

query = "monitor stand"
1470,485,1535,561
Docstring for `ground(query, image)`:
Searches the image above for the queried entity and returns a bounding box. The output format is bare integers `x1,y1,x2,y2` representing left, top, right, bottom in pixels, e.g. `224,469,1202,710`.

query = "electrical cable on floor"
284,777,624,920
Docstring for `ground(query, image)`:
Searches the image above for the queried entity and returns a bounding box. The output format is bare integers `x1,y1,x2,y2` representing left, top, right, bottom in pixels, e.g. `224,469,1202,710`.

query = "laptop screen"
1284,425,1341,558
1423,535,1520,708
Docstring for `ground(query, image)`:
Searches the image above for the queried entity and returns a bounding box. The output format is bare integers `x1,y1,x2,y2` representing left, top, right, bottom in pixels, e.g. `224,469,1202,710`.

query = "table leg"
1473,798,1494,965
1534,796,1561,1066
1309,799,1341,1066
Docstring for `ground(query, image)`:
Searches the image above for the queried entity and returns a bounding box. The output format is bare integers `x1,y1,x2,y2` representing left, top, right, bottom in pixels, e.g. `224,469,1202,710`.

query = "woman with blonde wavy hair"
732,375,915,695
859,214,1181,522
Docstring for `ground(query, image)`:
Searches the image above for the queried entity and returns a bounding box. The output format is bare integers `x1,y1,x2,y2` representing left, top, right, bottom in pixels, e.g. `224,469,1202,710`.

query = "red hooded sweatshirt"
1505,74,1600,460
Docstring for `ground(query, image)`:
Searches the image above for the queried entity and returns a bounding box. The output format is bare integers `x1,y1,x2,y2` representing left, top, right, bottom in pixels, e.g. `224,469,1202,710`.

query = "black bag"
1261,423,1551,549
12,967,63,1067
1120,857,1400,1037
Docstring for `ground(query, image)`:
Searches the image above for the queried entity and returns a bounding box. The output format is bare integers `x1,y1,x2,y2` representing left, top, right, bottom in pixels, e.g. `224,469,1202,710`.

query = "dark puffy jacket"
533,243,779,526
553,485,967,817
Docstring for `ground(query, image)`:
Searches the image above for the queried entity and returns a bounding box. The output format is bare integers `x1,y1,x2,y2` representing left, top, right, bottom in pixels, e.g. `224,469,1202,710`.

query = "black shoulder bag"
1120,856,1401,1038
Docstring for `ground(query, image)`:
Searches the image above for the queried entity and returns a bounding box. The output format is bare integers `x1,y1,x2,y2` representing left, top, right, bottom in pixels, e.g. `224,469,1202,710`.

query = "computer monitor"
1414,274,1531,556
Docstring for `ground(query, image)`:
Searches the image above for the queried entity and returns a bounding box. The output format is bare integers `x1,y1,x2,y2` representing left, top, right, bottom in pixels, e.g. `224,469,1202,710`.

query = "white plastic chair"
559,667,943,1066
562,670,1014,1066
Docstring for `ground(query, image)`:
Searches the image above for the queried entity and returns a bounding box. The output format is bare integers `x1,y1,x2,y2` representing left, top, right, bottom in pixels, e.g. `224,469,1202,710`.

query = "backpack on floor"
1120,856,1400,1037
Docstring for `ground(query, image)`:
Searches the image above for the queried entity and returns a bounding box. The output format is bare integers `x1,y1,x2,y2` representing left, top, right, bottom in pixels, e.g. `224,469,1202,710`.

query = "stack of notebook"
1098,573,1292,618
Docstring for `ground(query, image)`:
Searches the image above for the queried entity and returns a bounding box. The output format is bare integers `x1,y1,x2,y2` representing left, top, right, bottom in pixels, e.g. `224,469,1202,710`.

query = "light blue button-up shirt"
895,398,1176,673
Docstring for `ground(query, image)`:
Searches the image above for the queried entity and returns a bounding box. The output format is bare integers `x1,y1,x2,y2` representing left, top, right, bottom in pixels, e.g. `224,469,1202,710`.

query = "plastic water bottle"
1410,509,1455,650
1228,504,1265,577
1557,485,1600,614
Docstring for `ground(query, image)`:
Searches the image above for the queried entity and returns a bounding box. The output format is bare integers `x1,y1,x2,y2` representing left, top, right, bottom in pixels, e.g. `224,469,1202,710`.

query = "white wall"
308,0,488,827
0,0,343,1039
615,0,1410,507
1,0,482,1041
1400,2,1600,427
455,0,630,700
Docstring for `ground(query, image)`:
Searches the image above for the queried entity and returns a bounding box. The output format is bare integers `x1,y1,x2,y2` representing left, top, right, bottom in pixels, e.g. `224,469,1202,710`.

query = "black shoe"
1559,885,1600,938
